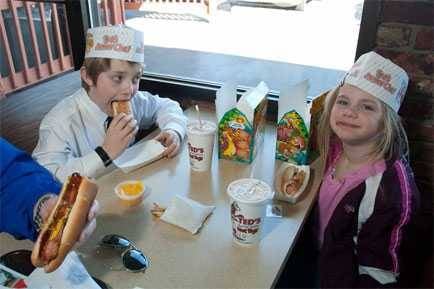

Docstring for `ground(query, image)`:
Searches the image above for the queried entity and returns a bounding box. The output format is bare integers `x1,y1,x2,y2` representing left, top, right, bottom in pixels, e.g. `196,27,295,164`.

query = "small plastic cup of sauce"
114,180,146,207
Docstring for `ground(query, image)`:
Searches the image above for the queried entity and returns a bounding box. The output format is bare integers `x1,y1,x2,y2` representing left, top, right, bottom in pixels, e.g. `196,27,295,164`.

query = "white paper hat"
344,51,409,112
85,25,144,64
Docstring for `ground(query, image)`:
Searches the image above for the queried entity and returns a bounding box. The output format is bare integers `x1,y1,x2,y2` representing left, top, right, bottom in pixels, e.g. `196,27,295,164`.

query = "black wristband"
95,146,112,167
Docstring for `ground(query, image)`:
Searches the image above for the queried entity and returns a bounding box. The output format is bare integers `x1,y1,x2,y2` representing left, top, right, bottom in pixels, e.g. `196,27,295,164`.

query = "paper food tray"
274,163,310,204
114,139,165,173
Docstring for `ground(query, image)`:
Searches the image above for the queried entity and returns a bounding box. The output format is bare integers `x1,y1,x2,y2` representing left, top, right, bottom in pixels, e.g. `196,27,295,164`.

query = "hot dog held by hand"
31,173,98,273
112,100,132,116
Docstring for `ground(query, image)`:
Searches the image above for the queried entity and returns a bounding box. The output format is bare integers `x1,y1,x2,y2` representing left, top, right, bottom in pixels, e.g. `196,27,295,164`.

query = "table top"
0,107,322,289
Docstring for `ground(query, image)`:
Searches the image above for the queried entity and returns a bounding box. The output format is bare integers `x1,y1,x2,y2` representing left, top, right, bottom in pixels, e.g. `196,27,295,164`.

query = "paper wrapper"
114,139,165,173
274,162,310,204
26,251,101,289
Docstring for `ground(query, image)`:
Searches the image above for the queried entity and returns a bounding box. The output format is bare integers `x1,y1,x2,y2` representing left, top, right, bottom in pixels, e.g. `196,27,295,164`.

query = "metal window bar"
24,1,42,79
0,0,73,97
1,0,125,97
9,0,30,83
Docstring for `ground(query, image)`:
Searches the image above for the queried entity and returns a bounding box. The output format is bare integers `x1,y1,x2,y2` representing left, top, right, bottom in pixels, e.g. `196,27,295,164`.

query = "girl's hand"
102,113,138,159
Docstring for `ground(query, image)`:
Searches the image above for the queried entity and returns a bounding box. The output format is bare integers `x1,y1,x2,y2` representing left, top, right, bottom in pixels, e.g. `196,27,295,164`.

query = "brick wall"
374,0,433,286
375,0,434,194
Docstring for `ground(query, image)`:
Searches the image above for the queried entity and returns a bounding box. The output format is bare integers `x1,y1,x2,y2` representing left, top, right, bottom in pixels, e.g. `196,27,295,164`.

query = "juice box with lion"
218,82,269,164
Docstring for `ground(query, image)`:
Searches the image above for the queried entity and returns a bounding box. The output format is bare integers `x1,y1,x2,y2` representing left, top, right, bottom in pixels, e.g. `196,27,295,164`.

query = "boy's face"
330,84,384,147
82,59,142,116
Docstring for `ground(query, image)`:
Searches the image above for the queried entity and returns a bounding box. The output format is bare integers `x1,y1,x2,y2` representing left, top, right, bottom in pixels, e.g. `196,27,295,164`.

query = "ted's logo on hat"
364,69,397,95
95,34,132,53
85,25,145,64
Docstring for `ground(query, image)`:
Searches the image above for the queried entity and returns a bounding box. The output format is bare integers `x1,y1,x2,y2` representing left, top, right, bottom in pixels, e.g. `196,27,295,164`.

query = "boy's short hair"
81,57,111,91
81,58,144,91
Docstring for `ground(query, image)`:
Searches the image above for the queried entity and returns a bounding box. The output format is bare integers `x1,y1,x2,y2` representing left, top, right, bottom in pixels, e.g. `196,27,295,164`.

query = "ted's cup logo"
230,201,261,243
188,142,204,162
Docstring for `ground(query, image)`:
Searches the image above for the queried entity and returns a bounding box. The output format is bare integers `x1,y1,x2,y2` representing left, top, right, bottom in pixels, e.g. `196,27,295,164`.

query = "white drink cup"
227,178,274,245
187,120,217,172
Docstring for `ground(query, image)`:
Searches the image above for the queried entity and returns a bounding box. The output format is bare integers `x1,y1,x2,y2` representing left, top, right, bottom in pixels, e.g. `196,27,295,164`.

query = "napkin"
25,251,101,289
114,139,166,173
160,195,215,234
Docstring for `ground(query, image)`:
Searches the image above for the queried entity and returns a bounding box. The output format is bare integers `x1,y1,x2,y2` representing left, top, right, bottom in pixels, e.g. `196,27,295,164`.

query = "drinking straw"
195,104,203,129
249,152,257,179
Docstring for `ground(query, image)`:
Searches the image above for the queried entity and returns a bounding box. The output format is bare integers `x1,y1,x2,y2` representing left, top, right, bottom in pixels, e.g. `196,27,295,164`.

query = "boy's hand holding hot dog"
102,100,138,160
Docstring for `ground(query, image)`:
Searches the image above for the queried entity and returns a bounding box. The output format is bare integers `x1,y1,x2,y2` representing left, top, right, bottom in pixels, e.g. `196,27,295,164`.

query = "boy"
33,25,187,182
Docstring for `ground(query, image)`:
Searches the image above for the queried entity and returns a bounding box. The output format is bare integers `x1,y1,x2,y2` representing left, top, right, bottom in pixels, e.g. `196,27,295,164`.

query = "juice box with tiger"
218,81,269,164
275,80,310,165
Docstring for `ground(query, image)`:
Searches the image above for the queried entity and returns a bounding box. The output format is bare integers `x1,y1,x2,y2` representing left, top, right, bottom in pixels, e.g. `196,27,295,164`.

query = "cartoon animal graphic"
233,130,251,160
221,130,236,157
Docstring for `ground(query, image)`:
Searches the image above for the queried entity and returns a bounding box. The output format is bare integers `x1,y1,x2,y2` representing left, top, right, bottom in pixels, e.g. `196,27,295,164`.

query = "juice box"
218,82,269,163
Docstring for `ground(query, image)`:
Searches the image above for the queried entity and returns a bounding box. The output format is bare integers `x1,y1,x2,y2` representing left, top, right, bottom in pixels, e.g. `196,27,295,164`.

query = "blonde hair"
317,86,409,165
81,58,143,92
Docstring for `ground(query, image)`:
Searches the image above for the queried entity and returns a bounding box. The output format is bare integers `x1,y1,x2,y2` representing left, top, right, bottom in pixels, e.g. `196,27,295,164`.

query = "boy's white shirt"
32,88,187,182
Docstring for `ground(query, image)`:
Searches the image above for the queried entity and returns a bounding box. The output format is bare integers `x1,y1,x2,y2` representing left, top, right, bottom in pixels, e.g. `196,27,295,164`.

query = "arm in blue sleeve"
0,138,61,241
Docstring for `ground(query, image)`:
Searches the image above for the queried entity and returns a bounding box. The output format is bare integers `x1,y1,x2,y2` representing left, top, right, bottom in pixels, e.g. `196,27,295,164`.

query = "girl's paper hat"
344,51,408,112
85,25,144,64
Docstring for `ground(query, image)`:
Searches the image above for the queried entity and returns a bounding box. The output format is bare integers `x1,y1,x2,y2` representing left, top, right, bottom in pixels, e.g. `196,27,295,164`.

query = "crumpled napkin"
25,251,101,289
160,195,215,234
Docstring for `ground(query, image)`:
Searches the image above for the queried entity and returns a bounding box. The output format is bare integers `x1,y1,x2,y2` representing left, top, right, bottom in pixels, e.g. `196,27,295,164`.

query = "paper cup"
227,178,273,245
187,120,216,172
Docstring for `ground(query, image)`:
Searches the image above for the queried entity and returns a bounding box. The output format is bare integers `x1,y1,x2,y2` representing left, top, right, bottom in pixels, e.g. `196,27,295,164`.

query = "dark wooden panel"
0,71,80,153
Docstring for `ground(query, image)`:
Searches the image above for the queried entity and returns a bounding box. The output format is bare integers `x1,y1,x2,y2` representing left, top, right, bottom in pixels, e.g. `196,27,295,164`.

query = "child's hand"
155,129,181,158
102,113,138,159
39,196,100,246
76,200,99,246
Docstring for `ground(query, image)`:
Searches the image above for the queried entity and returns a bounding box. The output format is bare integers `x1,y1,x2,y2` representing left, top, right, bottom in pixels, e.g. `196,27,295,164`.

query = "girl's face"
330,84,384,147
83,59,142,115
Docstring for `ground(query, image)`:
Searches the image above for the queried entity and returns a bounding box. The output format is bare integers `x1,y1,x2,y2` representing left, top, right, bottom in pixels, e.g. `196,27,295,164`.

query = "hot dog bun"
112,100,132,115
280,165,295,194
281,166,306,196
31,173,98,273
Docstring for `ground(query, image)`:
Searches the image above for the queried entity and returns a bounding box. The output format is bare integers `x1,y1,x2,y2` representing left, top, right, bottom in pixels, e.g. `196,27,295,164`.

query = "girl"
316,51,420,288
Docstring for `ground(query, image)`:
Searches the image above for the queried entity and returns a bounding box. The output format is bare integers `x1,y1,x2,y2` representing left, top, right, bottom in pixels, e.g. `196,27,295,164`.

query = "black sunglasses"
99,234,150,273
0,250,34,276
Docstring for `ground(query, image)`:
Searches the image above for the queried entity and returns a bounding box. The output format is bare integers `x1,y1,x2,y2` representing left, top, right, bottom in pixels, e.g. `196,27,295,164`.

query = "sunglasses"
0,250,34,276
99,234,150,273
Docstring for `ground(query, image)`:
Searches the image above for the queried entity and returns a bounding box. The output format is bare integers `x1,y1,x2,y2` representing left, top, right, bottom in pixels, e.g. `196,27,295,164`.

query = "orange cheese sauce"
119,182,144,196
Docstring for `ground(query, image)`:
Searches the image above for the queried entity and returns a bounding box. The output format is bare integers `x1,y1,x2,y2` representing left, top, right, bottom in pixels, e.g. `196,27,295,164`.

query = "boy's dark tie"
104,116,113,132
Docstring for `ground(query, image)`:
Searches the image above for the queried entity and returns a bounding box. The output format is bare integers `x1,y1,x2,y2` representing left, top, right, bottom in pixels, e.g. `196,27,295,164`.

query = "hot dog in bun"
112,100,132,116
31,173,98,273
280,165,306,196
